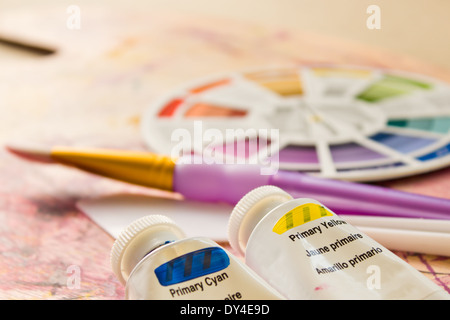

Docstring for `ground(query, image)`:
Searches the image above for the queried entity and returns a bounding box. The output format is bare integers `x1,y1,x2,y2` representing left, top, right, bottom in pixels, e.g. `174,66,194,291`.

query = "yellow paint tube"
227,186,450,300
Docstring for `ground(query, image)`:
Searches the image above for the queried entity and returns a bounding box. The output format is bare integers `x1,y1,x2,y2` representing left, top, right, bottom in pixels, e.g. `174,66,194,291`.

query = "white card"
77,193,233,241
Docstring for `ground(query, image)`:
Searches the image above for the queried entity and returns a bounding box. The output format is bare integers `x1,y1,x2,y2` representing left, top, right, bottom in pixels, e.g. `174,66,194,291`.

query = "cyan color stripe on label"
154,247,230,286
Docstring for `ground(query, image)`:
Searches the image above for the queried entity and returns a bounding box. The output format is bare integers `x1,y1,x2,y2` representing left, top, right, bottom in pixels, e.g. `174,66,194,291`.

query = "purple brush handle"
271,170,450,220
173,163,450,220
173,162,270,204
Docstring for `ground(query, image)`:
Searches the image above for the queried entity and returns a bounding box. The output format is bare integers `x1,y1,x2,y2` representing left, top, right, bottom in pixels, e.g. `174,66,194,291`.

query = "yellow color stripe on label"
272,203,333,235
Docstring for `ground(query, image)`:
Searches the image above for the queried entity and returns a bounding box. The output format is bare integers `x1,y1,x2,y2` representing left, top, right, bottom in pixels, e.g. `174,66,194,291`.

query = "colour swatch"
142,66,450,182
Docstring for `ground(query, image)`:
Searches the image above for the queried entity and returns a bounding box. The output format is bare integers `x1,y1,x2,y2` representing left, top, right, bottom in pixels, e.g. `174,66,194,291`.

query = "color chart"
141,65,450,182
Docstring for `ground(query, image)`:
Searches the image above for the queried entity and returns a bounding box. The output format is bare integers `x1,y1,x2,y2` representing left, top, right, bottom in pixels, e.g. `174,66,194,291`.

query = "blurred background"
2,0,450,69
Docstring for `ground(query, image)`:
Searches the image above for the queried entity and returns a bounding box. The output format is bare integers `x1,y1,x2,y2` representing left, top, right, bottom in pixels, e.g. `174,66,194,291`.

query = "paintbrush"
5,142,450,220
0,34,56,55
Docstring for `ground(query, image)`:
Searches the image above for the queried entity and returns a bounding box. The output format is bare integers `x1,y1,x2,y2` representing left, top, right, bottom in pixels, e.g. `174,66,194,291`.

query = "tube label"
126,240,285,300
245,200,445,299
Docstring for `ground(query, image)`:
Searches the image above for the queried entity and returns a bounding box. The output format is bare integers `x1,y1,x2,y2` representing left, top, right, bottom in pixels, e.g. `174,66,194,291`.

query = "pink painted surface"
0,3,448,299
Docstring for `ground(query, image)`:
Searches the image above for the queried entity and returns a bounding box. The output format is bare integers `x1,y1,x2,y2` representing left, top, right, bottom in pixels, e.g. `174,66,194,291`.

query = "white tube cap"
227,186,293,256
110,215,185,285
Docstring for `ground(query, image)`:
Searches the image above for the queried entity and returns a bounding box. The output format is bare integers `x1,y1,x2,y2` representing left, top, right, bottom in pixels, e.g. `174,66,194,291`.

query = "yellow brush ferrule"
51,147,176,191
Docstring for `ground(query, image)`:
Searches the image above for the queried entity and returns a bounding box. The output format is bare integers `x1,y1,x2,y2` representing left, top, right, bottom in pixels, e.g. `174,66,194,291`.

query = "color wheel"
141,65,450,182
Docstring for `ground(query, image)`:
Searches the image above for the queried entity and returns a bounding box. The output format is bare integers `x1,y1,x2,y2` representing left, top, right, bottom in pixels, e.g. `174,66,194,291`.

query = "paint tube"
227,185,450,300
110,214,284,300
